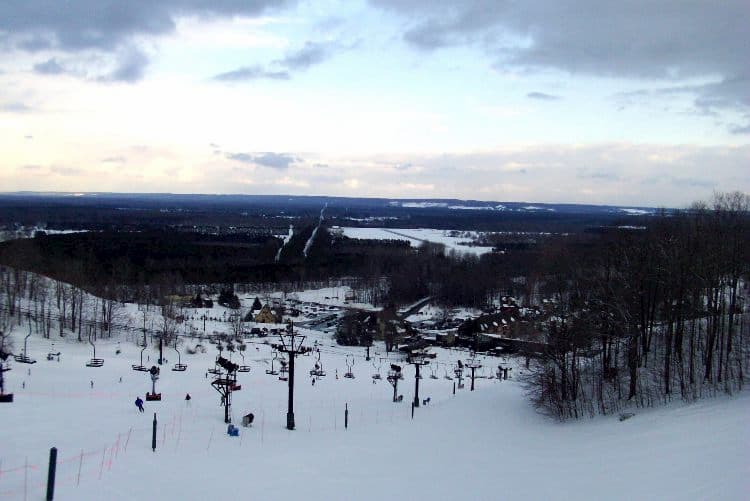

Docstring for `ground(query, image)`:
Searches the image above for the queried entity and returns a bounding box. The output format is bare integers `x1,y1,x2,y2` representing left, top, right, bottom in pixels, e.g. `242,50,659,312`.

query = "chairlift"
172,339,187,372
443,363,453,380
14,330,36,364
85,333,104,367
265,352,279,375
344,354,355,379
429,364,439,380
132,342,149,371
309,350,326,377
278,358,289,380
237,352,251,373
371,359,382,381
207,356,222,375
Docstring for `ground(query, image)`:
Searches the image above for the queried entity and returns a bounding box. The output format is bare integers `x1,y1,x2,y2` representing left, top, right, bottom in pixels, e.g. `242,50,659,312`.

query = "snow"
339,227,495,256
303,205,326,258
1,278,748,500
1,330,747,500
619,208,653,215
400,202,448,208
274,225,293,262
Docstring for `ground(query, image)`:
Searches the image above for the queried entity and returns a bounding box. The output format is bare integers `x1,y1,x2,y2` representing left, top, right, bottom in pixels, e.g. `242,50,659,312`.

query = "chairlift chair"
172,340,187,372
15,332,37,364
265,352,279,375
86,334,104,367
237,347,251,372
344,354,355,379
371,360,382,381
278,358,289,380
132,343,149,371
309,351,326,377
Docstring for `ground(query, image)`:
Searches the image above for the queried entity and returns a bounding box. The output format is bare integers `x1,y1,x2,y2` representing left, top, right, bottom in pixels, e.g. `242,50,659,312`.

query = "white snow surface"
340,227,495,256
274,225,294,262
1,330,747,500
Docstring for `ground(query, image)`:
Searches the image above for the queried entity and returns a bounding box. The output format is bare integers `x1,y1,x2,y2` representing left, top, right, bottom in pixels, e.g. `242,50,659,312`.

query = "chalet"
255,304,282,324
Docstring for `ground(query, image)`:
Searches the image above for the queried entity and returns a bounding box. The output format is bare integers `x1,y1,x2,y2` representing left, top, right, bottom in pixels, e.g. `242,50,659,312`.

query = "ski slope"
1,333,747,500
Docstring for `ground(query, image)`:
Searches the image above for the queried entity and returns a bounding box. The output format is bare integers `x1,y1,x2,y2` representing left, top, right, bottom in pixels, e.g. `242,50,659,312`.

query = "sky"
0,0,748,207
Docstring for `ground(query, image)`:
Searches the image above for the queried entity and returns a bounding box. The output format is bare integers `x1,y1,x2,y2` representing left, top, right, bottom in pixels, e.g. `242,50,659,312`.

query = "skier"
135,396,144,413
185,393,192,407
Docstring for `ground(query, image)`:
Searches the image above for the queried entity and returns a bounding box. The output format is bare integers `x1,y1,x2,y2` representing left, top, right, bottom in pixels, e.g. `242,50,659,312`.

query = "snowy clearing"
339,227,495,256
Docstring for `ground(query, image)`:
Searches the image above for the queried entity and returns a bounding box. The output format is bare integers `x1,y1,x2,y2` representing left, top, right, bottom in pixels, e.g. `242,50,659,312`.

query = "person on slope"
135,396,144,413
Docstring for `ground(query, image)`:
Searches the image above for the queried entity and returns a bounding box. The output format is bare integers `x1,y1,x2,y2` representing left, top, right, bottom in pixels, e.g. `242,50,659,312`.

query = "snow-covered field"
2,328,747,500
339,227,495,256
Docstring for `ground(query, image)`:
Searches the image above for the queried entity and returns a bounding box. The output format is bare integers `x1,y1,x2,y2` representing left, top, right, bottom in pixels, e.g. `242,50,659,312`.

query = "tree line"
526,192,749,418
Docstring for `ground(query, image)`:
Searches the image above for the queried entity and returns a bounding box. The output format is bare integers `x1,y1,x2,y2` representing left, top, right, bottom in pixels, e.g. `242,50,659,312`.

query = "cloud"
213,65,290,81
371,0,750,123
275,41,334,70
527,92,560,101
576,167,620,181
33,58,66,75
730,122,750,135
227,152,298,169
2,1,295,82
101,156,127,163
50,166,82,176
100,47,149,83
1,1,294,53
1,102,32,113
213,40,341,82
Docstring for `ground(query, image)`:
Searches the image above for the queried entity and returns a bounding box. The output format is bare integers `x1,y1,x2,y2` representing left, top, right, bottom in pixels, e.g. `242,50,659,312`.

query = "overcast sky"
1,0,748,207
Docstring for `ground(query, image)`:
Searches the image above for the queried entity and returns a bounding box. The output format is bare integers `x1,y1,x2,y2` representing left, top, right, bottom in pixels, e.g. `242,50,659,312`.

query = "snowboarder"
135,396,144,413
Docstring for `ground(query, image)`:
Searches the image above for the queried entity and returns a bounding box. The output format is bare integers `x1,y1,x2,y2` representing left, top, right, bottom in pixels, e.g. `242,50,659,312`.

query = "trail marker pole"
46,447,57,501
151,413,157,452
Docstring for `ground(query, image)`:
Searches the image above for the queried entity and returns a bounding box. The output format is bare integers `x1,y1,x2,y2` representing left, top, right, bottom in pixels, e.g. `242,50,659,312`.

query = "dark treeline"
528,192,750,418
0,192,748,418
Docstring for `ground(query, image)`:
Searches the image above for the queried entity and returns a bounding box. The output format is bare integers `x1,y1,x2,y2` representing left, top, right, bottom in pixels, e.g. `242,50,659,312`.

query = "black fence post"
453,381,456,394
46,447,57,501
344,403,349,429
152,413,157,452
411,401,415,419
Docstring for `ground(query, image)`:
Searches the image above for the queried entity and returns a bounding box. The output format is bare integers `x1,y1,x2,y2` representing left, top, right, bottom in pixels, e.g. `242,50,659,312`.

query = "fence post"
46,447,57,501
344,403,348,429
152,413,157,452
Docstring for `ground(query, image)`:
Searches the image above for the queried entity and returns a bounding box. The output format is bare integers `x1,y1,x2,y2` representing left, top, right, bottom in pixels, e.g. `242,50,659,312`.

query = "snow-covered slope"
1,334,747,500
